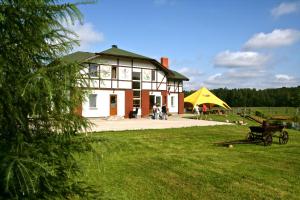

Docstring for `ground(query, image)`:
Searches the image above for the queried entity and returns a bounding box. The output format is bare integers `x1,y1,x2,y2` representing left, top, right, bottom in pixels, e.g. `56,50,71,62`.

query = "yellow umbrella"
184,87,231,109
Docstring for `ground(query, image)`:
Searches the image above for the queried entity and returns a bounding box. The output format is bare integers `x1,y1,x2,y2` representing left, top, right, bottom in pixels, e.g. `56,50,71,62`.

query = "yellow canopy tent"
184,87,231,109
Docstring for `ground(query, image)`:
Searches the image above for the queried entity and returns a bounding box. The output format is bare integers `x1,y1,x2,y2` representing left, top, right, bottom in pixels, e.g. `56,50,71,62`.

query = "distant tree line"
184,86,300,107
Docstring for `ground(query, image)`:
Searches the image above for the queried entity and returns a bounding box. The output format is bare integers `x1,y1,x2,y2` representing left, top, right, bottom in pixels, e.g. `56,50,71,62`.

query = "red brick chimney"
161,57,169,68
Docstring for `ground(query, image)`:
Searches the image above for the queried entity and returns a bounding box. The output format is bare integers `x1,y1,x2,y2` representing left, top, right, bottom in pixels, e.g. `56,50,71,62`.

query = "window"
132,72,141,80
151,70,155,81
133,91,140,98
171,96,174,107
132,82,141,89
133,99,140,107
89,64,98,77
132,71,141,108
89,94,97,108
155,96,161,107
112,66,117,79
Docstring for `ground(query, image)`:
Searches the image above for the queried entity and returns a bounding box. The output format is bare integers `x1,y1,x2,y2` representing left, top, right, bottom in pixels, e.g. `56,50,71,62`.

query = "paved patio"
88,115,231,132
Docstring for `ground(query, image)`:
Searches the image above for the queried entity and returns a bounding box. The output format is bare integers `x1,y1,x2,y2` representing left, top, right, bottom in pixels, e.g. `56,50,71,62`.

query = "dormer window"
89,64,98,77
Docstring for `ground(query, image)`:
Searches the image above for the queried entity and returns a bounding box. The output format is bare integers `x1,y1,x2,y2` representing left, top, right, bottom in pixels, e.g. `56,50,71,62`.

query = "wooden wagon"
247,122,288,146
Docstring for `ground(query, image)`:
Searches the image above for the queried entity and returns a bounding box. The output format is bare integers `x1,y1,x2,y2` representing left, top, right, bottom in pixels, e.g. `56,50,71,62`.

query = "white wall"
142,82,151,90
119,58,131,66
118,81,131,89
133,60,155,69
158,83,167,91
168,93,178,113
119,67,132,80
157,71,166,83
82,90,125,118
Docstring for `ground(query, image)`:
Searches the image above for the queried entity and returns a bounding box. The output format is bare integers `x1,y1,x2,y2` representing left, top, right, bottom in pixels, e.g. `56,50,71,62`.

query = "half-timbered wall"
80,56,167,91
79,55,186,118
167,80,183,93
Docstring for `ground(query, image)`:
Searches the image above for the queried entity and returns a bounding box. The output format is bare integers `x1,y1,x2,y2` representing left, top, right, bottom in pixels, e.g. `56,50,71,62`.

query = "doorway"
149,95,155,113
110,95,117,116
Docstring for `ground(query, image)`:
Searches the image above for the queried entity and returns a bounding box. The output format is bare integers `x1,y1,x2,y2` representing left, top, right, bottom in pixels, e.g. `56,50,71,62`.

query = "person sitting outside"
161,104,167,120
156,104,160,120
152,104,157,119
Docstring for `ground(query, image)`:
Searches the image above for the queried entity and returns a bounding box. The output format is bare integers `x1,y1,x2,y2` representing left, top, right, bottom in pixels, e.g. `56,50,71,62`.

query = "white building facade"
64,45,189,118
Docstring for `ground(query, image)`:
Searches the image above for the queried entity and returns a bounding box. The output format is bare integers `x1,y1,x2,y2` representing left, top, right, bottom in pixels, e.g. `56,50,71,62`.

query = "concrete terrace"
88,115,231,132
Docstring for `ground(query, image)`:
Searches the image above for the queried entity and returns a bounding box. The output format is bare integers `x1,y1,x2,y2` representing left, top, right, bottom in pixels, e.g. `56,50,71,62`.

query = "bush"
255,111,265,118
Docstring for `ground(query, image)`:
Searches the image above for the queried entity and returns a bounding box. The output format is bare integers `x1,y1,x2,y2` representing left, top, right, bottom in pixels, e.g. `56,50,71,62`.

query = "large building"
63,45,189,118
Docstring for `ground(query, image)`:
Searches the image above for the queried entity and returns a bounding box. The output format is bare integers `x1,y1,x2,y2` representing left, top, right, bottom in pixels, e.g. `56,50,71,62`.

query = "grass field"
184,114,258,125
76,125,300,200
230,107,299,118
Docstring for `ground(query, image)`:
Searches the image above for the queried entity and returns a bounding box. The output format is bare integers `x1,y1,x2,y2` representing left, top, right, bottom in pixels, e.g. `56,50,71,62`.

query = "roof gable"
97,45,152,60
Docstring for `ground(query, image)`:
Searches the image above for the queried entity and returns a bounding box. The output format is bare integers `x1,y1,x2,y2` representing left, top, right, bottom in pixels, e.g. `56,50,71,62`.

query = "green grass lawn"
77,125,300,200
231,107,299,118
184,114,258,125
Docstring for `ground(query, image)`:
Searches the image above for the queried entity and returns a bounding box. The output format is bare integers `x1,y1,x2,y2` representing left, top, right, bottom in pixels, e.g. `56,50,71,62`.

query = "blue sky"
69,0,300,90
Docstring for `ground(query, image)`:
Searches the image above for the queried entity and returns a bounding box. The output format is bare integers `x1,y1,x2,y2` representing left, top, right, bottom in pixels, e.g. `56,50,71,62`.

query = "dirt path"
88,115,231,132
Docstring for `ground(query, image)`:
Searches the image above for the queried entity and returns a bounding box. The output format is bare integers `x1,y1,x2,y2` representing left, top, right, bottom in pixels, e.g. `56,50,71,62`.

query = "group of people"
152,104,168,120
194,104,209,120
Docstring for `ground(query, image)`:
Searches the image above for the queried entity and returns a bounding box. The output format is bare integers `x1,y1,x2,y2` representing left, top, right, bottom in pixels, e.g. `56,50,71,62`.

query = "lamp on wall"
113,89,115,94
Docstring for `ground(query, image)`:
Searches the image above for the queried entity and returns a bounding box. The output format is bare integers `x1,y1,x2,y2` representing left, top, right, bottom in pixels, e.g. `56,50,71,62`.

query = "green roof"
61,46,188,81
97,45,152,60
168,70,189,81
61,51,95,63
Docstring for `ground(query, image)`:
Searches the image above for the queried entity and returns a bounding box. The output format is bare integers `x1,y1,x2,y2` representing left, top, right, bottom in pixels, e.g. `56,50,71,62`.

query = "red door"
110,95,117,116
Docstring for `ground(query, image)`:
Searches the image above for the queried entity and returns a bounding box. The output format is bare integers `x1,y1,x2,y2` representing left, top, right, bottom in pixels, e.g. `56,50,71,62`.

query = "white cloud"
202,70,300,89
207,73,222,82
204,70,265,88
178,67,203,77
275,74,294,81
65,22,104,51
178,67,204,90
269,74,299,87
271,1,300,17
244,29,300,49
214,50,270,68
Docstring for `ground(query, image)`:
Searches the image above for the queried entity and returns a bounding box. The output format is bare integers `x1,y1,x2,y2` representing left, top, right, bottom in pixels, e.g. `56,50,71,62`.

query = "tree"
0,0,96,199
210,87,300,107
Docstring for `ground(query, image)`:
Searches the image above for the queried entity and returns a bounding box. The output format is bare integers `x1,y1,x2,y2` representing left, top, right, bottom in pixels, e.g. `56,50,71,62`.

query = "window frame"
151,70,156,81
171,96,175,107
112,66,117,79
88,64,98,77
132,71,141,81
89,94,97,109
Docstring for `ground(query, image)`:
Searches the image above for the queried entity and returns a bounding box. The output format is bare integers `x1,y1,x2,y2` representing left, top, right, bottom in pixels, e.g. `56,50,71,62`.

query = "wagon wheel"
264,134,273,146
246,132,254,141
279,131,289,145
